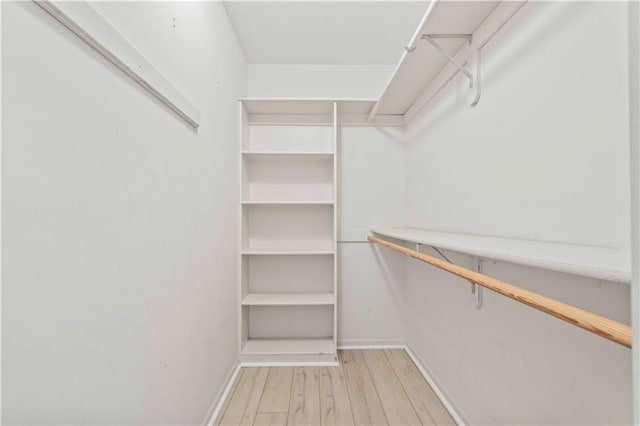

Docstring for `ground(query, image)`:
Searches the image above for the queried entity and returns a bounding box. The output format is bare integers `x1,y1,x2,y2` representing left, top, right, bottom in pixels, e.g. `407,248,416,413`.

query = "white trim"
404,344,465,426
34,0,200,128
240,361,339,368
203,360,242,426
337,339,406,349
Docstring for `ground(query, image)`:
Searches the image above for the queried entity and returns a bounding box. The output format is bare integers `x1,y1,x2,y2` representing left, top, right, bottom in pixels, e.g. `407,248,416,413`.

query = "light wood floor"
215,349,456,426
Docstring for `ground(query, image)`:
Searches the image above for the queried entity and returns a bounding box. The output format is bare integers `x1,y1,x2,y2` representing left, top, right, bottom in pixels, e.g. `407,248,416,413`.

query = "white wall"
337,126,406,346
401,2,632,424
2,1,246,424
247,64,393,99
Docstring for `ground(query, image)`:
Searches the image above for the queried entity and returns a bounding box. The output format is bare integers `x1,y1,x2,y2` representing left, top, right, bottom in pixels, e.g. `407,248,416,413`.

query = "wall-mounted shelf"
369,1,527,124
242,249,335,255
242,201,334,206
241,98,403,127
242,293,335,306
242,151,334,157
36,1,200,128
372,227,631,284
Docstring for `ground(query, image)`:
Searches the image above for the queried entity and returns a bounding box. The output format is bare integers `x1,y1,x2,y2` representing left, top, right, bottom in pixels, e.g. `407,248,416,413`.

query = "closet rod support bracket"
421,34,481,107
427,245,478,292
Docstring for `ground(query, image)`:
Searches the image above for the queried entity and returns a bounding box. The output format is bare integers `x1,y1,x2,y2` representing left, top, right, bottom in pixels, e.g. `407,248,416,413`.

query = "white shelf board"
242,151,334,157
242,201,334,206
242,338,334,355
242,293,335,306
241,98,376,115
373,1,502,116
242,248,334,256
372,227,631,284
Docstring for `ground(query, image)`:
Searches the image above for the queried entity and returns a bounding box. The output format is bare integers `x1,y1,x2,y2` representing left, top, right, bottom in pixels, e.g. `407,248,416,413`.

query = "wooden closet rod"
368,235,632,348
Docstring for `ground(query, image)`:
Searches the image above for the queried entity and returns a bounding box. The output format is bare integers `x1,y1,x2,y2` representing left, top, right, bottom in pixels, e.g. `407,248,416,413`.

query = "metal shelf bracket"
421,34,481,107
417,243,484,309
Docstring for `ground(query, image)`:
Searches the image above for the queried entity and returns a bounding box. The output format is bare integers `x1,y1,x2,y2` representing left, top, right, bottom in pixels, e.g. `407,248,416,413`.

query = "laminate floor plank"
339,350,388,426
219,367,269,426
254,412,288,426
385,349,456,426
319,367,354,425
287,367,321,425
362,349,422,426
259,367,294,413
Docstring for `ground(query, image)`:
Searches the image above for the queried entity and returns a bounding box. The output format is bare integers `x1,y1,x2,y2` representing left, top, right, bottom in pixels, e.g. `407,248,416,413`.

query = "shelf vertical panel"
238,101,249,354
332,102,338,354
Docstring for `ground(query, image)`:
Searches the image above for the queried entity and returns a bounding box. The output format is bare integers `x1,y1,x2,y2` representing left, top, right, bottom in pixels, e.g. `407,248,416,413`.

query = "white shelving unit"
372,227,632,284
238,99,338,364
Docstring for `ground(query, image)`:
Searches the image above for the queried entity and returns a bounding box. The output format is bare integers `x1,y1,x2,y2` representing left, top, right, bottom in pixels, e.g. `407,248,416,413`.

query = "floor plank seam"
386,349,436,426
254,367,271,418
339,366,357,426
351,349,390,426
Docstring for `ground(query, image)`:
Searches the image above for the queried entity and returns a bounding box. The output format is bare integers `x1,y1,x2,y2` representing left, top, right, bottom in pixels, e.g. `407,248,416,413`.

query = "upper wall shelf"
241,98,403,126
372,227,631,284
369,1,527,124
241,98,375,115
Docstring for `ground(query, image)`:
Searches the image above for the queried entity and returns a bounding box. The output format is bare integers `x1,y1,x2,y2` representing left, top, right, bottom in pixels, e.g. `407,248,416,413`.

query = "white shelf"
242,293,335,306
241,98,376,115
242,151,333,157
242,248,334,255
371,1,525,121
242,201,334,206
242,338,334,356
372,227,631,284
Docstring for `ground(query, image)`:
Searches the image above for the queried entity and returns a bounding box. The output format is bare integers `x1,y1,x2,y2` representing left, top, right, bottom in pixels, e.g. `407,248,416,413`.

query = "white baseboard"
240,361,339,367
337,338,406,348
203,359,241,426
404,344,466,426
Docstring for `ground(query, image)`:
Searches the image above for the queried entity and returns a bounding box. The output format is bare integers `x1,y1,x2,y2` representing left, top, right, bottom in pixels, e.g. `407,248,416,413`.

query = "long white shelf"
242,151,334,157
242,248,334,255
372,227,631,284
241,98,375,115
242,293,335,306
242,201,334,206
242,338,334,355
370,1,525,122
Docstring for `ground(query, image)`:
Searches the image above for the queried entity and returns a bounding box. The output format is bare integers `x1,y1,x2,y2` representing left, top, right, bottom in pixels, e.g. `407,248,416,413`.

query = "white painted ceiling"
223,1,431,65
